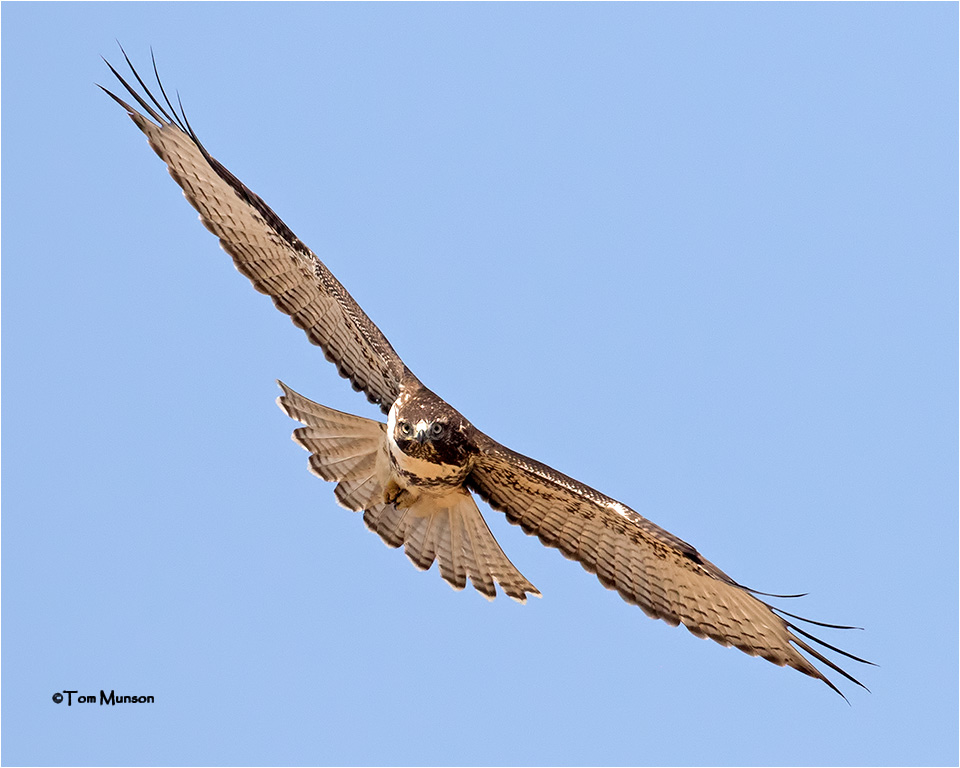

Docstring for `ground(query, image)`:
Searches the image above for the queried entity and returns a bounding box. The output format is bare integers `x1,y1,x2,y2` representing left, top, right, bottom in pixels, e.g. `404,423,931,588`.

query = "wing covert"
102,51,405,412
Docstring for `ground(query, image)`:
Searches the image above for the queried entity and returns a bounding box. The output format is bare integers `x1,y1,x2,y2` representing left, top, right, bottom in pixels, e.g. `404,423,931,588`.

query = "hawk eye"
399,421,413,437
431,423,444,436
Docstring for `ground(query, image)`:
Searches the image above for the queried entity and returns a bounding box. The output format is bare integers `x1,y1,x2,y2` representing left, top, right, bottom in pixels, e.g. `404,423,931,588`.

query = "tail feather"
463,505,541,602
278,381,387,511
436,514,468,591
404,512,441,571
459,506,497,599
334,469,382,511
306,448,373,483
365,502,408,549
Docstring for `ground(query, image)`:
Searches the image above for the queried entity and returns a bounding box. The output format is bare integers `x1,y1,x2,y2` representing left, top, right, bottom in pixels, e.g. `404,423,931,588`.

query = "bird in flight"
102,50,871,698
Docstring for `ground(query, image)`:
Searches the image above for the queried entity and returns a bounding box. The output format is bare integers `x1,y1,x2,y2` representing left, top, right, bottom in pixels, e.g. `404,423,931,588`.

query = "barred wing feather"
101,53,405,413
468,435,870,698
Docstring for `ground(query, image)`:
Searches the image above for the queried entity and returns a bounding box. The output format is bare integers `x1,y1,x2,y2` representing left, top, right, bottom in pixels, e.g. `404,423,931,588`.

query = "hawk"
102,51,871,698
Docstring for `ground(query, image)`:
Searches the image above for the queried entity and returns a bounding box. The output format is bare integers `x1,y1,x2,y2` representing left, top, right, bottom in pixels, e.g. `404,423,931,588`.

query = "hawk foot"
383,479,415,509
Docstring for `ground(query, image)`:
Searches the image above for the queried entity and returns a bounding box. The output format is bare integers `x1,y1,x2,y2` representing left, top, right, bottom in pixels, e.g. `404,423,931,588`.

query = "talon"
384,480,412,508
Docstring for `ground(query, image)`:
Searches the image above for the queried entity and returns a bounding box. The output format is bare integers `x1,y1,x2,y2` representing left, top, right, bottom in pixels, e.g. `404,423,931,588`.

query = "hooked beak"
414,421,429,445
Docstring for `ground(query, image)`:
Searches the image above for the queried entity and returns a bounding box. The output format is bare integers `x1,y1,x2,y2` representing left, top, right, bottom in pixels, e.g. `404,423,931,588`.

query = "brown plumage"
102,49,872,699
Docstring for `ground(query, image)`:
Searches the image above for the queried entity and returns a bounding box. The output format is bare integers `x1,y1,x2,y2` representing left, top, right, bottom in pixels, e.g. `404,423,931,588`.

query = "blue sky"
2,3,957,766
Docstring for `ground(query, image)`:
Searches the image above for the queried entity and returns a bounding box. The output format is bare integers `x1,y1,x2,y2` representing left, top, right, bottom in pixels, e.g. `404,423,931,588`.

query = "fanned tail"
277,381,539,603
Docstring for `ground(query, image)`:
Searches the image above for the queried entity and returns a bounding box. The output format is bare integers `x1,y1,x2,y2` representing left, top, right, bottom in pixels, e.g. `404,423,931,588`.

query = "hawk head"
388,386,475,471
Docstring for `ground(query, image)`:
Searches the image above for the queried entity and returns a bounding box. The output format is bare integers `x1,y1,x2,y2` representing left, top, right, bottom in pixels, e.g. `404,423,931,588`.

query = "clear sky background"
2,3,957,766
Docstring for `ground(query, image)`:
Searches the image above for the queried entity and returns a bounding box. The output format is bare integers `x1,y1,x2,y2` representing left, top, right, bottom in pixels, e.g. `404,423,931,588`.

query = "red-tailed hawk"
102,49,871,699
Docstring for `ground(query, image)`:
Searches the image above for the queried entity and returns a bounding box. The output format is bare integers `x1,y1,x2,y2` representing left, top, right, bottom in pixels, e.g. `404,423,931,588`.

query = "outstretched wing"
101,51,406,413
468,434,872,698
